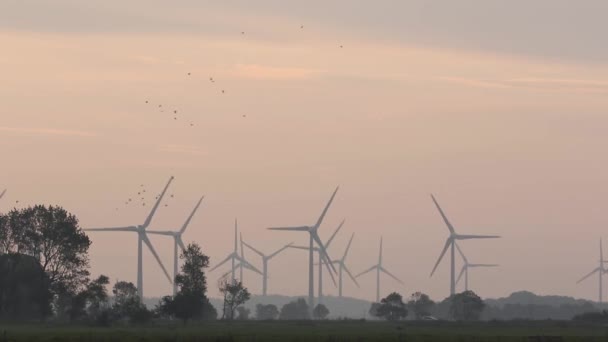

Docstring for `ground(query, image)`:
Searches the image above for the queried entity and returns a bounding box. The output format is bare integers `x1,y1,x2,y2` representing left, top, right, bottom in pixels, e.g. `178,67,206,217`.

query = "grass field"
1,320,608,341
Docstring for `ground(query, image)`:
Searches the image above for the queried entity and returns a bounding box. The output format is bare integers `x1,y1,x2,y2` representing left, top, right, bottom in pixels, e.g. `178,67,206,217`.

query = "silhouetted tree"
408,291,435,319
313,303,330,320
236,306,251,320
255,304,279,320
449,290,485,321
279,298,310,320
112,281,151,324
373,292,408,321
218,279,250,320
156,243,215,323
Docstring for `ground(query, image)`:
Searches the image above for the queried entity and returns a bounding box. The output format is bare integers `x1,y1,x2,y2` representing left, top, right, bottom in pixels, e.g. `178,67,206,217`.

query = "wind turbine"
240,240,293,296
429,194,501,296
455,242,499,292
85,176,174,299
146,195,205,295
267,187,339,309
210,219,262,283
577,239,608,303
329,232,360,297
289,219,344,302
355,237,403,302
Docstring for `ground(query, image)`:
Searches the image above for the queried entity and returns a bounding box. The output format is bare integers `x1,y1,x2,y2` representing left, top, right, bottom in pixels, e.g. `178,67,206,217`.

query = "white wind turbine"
210,219,262,283
429,194,501,296
240,240,293,296
455,242,499,292
85,176,174,299
577,239,608,303
267,187,339,309
329,232,360,297
289,220,345,302
355,237,403,302
146,195,205,295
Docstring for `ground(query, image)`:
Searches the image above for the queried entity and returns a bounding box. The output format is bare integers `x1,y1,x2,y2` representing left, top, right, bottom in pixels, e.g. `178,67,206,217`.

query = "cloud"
0,126,97,137
438,76,608,93
158,144,208,156
231,64,322,80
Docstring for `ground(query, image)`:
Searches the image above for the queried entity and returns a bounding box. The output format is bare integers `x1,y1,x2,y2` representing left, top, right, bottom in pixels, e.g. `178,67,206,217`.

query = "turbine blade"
456,266,466,285
176,236,186,251
343,264,360,287
455,242,468,264
220,265,235,279
314,186,339,229
0,189,6,200
85,226,137,232
381,266,404,285
145,230,175,236
342,233,355,261
141,234,173,284
143,176,174,229
267,242,294,259
325,219,345,248
456,234,501,239
288,245,312,251
242,240,264,258
601,238,604,264
267,226,310,231
469,264,499,267
322,256,337,287
180,195,204,234
242,261,262,275
379,237,383,265
235,255,262,274
312,232,337,274
430,238,451,277
431,194,455,234
210,254,233,272
577,267,600,284
355,265,377,278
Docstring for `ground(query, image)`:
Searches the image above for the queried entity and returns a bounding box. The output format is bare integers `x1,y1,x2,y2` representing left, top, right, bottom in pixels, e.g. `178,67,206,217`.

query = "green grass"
1,321,608,341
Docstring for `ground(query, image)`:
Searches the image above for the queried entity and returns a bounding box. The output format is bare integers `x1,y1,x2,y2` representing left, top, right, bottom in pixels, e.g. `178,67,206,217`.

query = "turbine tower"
288,219,345,303
355,237,404,302
146,195,205,295
577,239,608,303
429,194,501,296
455,242,499,292
267,187,339,309
85,176,174,299
210,219,261,283
329,232,360,297
241,240,293,296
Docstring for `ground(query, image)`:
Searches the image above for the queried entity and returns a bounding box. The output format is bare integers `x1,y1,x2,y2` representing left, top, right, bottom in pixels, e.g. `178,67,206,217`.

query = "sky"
1,0,608,302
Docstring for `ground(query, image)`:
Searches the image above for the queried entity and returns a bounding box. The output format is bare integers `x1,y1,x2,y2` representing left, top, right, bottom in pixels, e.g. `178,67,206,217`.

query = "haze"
1,0,608,302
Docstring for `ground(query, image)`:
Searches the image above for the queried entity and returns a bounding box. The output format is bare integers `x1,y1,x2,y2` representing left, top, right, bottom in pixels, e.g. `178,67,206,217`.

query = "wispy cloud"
231,64,323,80
0,126,97,137
158,144,208,156
438,76,608,93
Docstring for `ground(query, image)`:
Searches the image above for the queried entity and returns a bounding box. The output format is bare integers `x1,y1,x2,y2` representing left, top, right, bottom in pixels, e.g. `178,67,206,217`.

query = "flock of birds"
115,184,176,211
142,25,343,128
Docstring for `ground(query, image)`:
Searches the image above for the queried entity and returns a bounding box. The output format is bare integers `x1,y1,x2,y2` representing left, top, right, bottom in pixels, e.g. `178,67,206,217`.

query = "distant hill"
485,291,598,308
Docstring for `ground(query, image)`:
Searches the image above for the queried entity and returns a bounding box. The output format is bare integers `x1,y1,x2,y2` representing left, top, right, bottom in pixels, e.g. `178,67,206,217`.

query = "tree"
112,281,151,324
313,303,330,320
449,290,485,321
218,279,251,320
255,304,279,320
372,292,408,321
0,206,91,295
156,243,215,323
279,298,311,320
236,307,250,320
408,292,435,319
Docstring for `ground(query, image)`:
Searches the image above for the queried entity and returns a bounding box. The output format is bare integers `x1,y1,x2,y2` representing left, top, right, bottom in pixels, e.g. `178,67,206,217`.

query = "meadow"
1,320,608,342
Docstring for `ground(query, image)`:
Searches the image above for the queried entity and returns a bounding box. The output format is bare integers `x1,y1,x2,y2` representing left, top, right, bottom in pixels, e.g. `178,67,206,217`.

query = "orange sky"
2,1,608,302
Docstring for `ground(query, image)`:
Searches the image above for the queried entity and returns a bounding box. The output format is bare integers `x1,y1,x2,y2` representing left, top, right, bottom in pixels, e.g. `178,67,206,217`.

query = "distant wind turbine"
146,195,205,295
241,239,293,296
210,219,262,283
329,232,360,297
355,237,403,302
577,239,608,303
455,242,499,292
267,187,339,309
85,176,174,299
429,194,501,296
290,219,345,303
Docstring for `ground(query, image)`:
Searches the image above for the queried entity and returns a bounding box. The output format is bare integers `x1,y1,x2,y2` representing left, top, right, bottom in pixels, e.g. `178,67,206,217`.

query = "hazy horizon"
2,0,608,303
